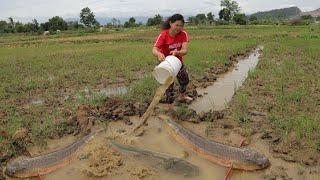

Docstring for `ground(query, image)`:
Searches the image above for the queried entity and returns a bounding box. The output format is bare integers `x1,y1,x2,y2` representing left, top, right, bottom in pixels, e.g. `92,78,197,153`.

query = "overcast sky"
0,0,319,21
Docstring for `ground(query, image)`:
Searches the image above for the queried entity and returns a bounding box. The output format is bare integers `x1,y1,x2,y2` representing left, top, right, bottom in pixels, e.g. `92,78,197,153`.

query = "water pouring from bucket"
132,56,181,134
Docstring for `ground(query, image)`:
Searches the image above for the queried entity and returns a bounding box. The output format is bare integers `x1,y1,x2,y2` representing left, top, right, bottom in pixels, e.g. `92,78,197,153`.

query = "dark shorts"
165,64,189,103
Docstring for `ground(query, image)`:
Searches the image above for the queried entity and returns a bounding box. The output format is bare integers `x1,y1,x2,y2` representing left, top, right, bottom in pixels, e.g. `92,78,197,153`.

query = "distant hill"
301,8,320,17
250,6,302,20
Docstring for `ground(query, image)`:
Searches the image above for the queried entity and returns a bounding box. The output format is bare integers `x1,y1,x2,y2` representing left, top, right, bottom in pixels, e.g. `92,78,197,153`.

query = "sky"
0,0,319,22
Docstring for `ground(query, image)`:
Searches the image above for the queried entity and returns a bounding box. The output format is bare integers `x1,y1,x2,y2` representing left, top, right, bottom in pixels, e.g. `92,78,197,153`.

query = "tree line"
0,16,81,34
1,0,319,34
0,6,142,34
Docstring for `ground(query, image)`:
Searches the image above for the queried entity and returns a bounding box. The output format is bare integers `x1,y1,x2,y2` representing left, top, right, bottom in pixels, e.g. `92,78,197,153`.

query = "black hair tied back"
161,14,185,30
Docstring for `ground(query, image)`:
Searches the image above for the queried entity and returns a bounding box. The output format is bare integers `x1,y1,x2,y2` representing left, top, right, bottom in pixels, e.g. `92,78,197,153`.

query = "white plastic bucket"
152,55,182,84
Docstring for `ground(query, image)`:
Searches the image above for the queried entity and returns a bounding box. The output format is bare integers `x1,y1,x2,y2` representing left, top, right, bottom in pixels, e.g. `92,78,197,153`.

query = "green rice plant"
123,75,158,103
234,92,250,123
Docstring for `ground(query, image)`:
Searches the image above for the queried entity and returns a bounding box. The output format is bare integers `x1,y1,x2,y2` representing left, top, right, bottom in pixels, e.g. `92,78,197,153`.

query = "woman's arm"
170,42,188,57
152,47,165,62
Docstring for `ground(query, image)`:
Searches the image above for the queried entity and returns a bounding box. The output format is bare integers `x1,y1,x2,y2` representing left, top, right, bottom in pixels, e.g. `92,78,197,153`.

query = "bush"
233,13,247,25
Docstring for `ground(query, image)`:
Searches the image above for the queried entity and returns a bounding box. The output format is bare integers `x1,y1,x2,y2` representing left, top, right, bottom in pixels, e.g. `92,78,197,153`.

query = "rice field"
0,24,319,161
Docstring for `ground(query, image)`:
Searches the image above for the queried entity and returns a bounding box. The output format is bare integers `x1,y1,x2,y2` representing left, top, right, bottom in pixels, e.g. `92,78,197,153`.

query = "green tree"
195,14,207,24
154,14,163,25
220,0,240,20
80,7,98,27
15,22,25,32
40,16,67,31
129,17,136,24
21,19,39,33
249,16,258,25
207,12,215,24
8,17,14,27
233,13,247,25
0,21,8,33
31,19,39,32
301,15,313,21
147,14,163,26
219,8,231,22
67,21,80,30
249,15,258,22
24,23,33,32
111,18,121,27
7,17,15,33
24,19,39,32
40,22,50,31
187,16,196,25
300,15,315,25
48,16,67,31
124,22,130,28
106,22,113,28
124,17,137,28
146,18,153,26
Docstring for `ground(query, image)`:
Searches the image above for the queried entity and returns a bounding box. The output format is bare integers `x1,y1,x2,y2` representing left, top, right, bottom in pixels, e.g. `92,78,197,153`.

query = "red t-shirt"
153,30,189,61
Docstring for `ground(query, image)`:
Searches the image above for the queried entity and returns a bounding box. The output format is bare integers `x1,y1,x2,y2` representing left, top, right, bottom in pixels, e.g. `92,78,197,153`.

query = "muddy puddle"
190,47,261,113
181,121,320,180
77,86,128,101
99,86,128,97
42,117,229,180
7,47,320,180
43,116,320,180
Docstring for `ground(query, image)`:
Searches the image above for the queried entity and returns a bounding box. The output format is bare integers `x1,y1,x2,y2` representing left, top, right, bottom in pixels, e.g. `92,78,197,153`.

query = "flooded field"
190,47,262,112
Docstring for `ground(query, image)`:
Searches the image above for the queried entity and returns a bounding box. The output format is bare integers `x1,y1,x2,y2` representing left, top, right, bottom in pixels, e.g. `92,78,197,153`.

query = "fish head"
164,158,199,177
5,157,30,177
241,149,270,170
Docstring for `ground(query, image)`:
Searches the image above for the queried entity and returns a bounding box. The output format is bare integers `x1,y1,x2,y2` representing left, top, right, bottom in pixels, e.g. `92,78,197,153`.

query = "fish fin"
38,156,72,175
238,139,245,147
225,162,233,180
36,171,44,180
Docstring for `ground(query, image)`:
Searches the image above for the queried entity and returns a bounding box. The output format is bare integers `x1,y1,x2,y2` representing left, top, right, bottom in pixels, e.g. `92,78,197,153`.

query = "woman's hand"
169,49,179,56
170,43,188,57
153,47,165,62
157,52,165,62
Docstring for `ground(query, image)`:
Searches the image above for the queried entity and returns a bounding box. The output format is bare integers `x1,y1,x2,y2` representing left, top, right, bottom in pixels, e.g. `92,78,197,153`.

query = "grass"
0,25,319,158
229,24,320,159
234,92,250,123
122,75,158,103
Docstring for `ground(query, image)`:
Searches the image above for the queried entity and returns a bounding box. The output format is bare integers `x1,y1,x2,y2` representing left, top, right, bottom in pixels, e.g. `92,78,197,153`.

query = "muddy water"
38,116,320,180
27,135,77,156
78,86,128,101
181,121,320,180
133,76,173,133
44,117,228,180
99,86,128,96
132,117,228,180
190,48,261,113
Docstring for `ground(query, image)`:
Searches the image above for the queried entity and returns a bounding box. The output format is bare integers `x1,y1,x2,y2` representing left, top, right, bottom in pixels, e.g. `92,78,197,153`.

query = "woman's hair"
161,14,185,30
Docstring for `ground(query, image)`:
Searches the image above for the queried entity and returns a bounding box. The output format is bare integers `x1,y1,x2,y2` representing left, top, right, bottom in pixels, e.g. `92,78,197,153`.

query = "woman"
152,14,192,103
